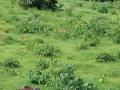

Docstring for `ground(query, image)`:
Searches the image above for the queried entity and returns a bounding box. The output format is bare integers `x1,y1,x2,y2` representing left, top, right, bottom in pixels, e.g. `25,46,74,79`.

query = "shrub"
98,4,109,13
26,38,44,50
113,31,120,44
96,53,116,62
28,62,97,90
75,78,84,90
28,69,51,84
35,59,50,70
57,65,76,87
17,20,53,34
117,51,120,59
1,57,20,68
56,65,86,90
33,44,61,57
84,16,110,37
19,0,58,10
84,82,96,90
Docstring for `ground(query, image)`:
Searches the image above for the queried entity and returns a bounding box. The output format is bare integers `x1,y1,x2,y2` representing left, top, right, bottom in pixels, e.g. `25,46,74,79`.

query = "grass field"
0,0,120,90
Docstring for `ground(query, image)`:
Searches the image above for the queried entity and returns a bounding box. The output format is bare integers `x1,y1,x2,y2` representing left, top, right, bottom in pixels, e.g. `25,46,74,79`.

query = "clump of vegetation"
75,37,100,51
117,51,120,59
19,0,58,10
28,63,96,90
98,4,109,13
84,16,111,38
33,44,62,57
84,82,96,90
28,69,51,84
35,59,50,70
1,57,20,68
96,53,116,62
26,38,44,50
17,20,53,35
57,65,76,88
113,31,120,44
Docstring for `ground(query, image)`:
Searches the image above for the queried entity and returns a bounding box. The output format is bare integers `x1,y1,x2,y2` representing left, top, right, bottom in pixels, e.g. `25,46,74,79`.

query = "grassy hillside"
0,0,120,90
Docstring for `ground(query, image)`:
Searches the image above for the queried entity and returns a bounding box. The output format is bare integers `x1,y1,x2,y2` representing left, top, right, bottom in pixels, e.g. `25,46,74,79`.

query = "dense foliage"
96,53,116,62
19,0,58,10
32,44,61,57
28,62,96,90
1,57,20,68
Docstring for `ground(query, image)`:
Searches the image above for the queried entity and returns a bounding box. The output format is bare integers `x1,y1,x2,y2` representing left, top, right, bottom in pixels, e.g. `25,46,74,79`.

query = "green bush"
96,53,116,62
98,4,109,13
17,20,53,34
117,51,120,59
84,82,96,90
28,62,96,90
113,31,120,44
57,65,89,90
33,44,61,57
1,57,20,68
57,65,76,87
28,69,51,84
35,59,50,70
26,38,44,50
75,38,100,52
84,16,110,37
19,0,58,10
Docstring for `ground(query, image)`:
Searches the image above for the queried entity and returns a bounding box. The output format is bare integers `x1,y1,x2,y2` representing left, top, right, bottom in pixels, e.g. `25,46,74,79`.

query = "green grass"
0,0,120,90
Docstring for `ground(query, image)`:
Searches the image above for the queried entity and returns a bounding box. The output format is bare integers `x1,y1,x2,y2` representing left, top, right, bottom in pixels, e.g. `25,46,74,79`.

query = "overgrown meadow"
0,0,120,90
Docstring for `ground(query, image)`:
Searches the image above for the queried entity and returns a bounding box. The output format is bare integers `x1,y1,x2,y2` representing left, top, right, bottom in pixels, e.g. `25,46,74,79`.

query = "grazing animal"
18,86,40,90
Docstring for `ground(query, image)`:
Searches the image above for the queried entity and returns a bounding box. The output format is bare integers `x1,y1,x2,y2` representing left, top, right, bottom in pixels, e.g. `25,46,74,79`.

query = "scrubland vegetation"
0,0,120,90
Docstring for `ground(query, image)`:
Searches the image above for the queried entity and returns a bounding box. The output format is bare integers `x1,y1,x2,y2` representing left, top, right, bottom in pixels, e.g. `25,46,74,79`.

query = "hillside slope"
0,0,120,90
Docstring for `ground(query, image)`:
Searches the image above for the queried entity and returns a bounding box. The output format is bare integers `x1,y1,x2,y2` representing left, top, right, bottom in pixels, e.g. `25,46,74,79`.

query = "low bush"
75,37,100,51
33,44,61,57
28,62,96,90
17,20,53,35
96,53,116,62
113,30,120,44
19,0,58,10
57,65,76,87
35,59,50,70
98,4,109,13
1,57,20,68
84,16,110,37
117,51,120,59
84,82,96,90
26,38,44,50
28,69,51,84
